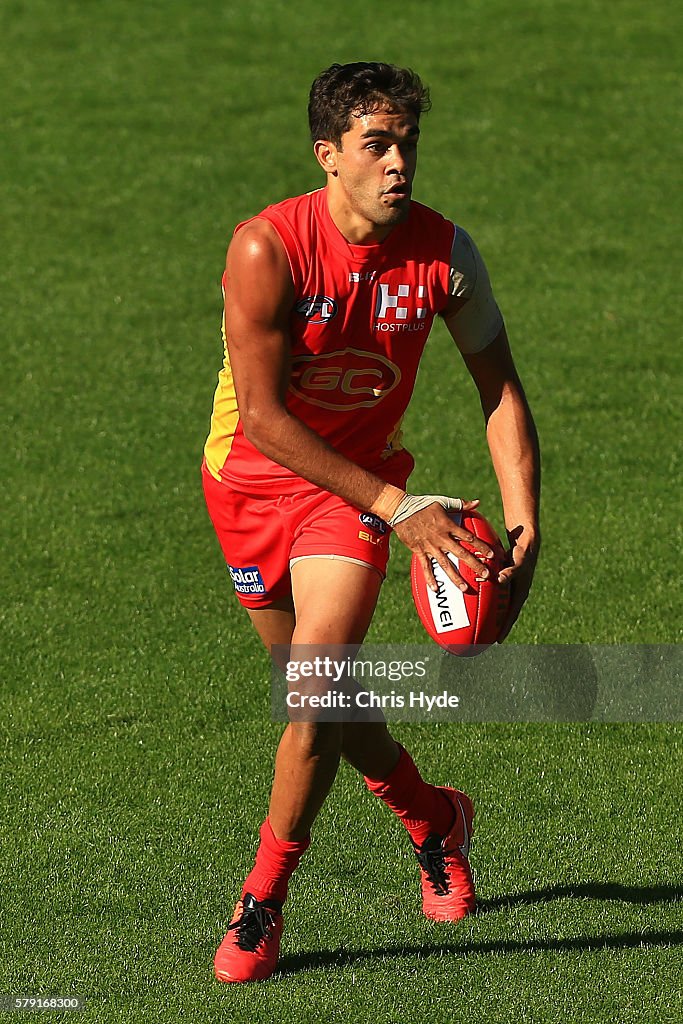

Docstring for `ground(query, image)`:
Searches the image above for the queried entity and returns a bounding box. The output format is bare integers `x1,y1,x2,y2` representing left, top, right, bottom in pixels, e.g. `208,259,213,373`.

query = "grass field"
2,0,682,1021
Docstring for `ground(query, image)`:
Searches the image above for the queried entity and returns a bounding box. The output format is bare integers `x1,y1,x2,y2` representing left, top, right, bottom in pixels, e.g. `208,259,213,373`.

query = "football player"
203,61,540,982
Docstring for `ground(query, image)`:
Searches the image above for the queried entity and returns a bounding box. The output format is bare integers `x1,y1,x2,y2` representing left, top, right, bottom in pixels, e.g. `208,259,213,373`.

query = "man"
202,61,540,983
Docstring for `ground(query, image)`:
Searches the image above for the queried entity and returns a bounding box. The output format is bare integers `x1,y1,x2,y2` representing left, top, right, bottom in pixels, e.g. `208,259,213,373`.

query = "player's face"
325,108,420,238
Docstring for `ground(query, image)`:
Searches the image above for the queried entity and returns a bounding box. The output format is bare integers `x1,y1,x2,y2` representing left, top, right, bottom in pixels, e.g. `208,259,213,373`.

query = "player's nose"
386,144,408,175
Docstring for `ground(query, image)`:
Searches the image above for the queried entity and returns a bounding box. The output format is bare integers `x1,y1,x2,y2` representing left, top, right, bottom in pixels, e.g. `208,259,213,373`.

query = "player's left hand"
496,529,540,642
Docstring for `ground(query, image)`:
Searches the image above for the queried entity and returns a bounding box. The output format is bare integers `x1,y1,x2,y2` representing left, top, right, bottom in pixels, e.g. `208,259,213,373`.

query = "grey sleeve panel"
444,226,504,354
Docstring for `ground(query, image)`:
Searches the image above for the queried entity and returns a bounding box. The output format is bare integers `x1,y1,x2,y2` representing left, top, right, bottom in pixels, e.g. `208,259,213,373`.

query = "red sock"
241,818,310,905
364,746,453,847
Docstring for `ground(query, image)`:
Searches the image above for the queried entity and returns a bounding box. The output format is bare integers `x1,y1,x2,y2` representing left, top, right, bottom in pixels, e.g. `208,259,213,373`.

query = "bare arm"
440,224,541,637
224,219,491,589
461,326,541,545
458,323,541,638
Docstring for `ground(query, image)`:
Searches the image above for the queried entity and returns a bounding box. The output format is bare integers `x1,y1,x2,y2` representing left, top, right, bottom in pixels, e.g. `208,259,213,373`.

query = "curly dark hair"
308,62,431,146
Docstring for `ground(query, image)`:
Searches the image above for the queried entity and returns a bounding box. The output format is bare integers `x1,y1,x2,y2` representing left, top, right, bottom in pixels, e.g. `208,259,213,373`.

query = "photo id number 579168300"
0,996,86,1013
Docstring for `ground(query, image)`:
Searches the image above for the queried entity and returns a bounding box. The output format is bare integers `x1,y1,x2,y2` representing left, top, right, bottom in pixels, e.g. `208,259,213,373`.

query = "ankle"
241,817,311,904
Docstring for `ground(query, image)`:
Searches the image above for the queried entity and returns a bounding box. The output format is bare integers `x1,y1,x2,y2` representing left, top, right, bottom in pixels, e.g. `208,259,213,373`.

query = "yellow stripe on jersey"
381,417,405,459
203,311,241,481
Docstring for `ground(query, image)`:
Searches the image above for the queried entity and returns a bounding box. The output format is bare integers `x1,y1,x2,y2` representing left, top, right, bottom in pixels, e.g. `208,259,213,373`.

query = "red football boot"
413,787,475,921
214,892,284,983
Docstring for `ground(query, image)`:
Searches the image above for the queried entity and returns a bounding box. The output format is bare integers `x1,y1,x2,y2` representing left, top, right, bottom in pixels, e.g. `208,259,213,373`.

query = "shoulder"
441,225,504,353
229,192,307,262
228,216,291,284
225,216,294,312
230,190,321,283
231,216,285,257
448,225,482,300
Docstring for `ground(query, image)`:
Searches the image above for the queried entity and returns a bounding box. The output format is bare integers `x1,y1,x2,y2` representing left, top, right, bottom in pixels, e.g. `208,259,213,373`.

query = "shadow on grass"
278,929,683,976
476,881,683,914
277,882,683,977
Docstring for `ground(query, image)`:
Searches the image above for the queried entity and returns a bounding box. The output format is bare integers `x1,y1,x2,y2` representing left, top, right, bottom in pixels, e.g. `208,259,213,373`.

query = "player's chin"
377,199,410,224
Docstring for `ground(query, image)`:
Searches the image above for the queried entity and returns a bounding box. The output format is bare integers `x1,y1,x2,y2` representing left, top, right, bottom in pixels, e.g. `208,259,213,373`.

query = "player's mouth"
383,182,411,200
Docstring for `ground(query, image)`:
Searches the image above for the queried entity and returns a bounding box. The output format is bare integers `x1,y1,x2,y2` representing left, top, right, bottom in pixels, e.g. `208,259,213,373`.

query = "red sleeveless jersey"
204,188,456,494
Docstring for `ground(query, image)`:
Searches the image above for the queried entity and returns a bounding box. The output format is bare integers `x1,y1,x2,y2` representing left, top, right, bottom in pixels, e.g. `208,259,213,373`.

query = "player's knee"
289,720,342,760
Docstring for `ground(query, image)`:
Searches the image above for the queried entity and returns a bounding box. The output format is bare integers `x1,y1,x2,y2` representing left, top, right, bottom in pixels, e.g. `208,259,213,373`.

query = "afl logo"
295,295,338,324
359,512,388,535
290,348,401,411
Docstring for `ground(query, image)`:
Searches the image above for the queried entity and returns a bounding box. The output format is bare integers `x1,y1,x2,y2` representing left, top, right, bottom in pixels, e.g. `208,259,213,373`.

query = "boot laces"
228,898,279,953
416,838,451,896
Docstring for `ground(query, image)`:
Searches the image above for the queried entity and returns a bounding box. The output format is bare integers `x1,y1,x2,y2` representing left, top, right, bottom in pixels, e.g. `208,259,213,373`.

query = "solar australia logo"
295,295,338,324
228,564,266,595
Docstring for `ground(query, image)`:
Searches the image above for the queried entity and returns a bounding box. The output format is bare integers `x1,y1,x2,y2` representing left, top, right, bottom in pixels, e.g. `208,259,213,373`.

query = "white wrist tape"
387,494,464,528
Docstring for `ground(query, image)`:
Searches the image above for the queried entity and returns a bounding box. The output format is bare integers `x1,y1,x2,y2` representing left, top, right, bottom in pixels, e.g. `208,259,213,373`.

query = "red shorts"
202,464,406,608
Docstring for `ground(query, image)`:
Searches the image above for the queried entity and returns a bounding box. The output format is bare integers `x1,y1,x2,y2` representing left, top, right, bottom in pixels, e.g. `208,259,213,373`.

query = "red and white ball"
411,510,509,656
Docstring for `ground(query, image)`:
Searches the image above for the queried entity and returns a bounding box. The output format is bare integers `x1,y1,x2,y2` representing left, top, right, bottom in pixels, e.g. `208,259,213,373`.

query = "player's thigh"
290,557,383,646
245,595,295,666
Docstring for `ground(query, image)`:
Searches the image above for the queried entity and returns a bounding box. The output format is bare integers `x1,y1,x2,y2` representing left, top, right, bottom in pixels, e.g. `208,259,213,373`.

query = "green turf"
2,0,682,1020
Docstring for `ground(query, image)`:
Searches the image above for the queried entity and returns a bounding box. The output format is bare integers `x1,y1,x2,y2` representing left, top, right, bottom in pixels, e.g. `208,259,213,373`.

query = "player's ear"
313,139,339,175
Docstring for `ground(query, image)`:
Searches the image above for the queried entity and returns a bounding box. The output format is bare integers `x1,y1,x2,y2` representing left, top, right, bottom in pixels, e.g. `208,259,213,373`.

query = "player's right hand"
390,496,494,593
